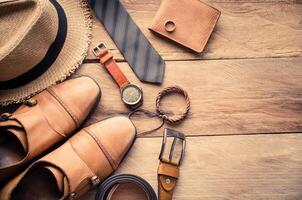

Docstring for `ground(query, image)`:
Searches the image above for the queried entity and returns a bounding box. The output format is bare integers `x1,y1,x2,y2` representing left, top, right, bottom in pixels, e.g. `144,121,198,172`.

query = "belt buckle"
159,128,186,166
93,43,107,57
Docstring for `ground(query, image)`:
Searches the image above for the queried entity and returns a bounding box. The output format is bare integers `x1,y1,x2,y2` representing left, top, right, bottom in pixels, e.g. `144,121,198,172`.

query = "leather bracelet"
156,86,190,124
95,174,157,200
128,86,190,136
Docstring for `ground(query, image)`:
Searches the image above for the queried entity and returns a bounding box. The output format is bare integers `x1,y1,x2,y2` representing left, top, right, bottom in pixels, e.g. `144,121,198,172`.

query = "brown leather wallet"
149,0,221,53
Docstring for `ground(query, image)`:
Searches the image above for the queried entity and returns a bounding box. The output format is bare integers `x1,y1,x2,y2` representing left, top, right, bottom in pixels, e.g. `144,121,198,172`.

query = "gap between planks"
138,131,302,139
75,57,302,137
87,0,302,60
81,133,302,200
83,55,302,64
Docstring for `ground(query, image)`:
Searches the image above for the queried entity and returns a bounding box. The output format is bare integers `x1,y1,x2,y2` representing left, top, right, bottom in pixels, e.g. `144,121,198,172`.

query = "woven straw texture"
0,0,92,106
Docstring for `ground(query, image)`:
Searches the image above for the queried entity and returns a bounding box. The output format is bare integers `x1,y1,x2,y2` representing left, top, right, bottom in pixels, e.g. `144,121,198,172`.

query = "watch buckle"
93,43,107,57
159,128,186,166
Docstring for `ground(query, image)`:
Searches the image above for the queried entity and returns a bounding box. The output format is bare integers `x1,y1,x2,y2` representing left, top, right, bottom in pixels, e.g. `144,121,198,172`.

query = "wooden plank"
86,0,302,60
82,134,302,199
75,57,302,136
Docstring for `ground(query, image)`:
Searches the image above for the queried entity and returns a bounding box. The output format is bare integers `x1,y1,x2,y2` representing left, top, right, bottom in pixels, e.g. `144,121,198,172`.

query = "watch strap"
157,161,179,200
98,48,130,88
89,0,165,84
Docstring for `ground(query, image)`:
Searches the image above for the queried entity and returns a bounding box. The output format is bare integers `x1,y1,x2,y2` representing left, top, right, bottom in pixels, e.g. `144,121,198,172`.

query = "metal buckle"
68,192,76,200
90,176,101,187
0,113,12,121
23,99,37,107
159,128,186,166
93,43,107,57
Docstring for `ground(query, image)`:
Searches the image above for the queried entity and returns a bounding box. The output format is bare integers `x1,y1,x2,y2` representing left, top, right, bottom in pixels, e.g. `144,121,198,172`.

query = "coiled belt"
95,174,157,200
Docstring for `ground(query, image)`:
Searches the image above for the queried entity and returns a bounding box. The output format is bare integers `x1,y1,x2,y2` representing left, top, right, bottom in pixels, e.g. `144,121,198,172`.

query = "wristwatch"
93,43,143,109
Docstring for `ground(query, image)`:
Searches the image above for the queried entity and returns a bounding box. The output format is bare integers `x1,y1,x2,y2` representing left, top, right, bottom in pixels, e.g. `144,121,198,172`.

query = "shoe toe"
52,76,101,123
89,116,136,166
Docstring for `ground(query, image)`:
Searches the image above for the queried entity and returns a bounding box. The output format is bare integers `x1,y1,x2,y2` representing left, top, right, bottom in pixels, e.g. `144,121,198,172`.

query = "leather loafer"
0,76,101,182
0,116,136,200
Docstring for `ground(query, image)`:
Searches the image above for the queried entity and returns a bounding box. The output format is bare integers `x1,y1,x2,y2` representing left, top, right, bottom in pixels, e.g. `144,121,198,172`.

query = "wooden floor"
80,0,302,199
3,0,302,199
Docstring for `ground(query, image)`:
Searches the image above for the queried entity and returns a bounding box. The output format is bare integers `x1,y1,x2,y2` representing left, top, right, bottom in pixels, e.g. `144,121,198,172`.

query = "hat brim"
0,0,92,106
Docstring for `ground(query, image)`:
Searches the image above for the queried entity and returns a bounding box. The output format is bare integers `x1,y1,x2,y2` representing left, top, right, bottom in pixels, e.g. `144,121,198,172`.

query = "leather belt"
157,129,186,200
95,174,157,200
95,128,186,200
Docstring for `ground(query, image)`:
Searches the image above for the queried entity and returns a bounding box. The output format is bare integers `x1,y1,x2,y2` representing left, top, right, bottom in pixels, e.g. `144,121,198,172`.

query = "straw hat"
0,0,92,106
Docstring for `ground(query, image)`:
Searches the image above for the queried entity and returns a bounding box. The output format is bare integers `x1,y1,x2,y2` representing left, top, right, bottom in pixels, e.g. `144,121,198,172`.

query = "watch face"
121,84,143,106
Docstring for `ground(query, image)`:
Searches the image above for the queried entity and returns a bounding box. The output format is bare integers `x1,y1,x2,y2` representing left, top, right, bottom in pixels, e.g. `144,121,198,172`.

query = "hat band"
0,0,67,90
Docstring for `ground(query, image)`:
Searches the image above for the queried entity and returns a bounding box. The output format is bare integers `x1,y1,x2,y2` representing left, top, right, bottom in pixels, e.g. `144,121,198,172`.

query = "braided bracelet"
128,86,190,136
155,86,190,124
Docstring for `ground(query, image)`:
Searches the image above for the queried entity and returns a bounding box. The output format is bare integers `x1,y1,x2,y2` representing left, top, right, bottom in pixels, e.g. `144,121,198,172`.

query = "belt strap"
95,174,157,200
157,129,186,200
157,162,179,200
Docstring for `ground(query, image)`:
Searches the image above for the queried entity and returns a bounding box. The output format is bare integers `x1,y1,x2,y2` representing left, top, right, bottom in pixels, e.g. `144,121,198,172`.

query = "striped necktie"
89,0,165,84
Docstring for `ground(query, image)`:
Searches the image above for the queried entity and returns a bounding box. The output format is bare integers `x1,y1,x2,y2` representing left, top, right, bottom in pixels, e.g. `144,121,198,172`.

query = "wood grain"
1,1,302,199
75,57,302,136
82,134,302,199
86,0,302,60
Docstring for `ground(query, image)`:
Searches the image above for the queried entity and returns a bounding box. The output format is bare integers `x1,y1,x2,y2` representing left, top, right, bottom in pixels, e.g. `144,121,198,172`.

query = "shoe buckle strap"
68,192,76,200
91,175,101,187
68,176,100,199
0,99,37,122
0,113,12,121
22,99,38,107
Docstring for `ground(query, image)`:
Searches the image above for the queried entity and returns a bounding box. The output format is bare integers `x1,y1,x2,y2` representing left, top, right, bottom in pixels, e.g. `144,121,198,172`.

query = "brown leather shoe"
0,116,136,200
0,76,101,182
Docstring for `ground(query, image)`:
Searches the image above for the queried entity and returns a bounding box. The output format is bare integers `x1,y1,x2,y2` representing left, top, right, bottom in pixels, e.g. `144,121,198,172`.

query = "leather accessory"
128,86,190,136
95,174,157,200
158,129,186,200
149,0,221,53
0,0,92,106
0,76,100,182
88,0,165,84
94,43,143,110
0,116,136,200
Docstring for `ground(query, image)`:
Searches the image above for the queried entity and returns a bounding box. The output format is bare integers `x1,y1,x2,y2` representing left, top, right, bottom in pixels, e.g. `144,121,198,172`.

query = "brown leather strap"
157,129,185,200
96,174,157,200
98,48,130,88
157,161,179,200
